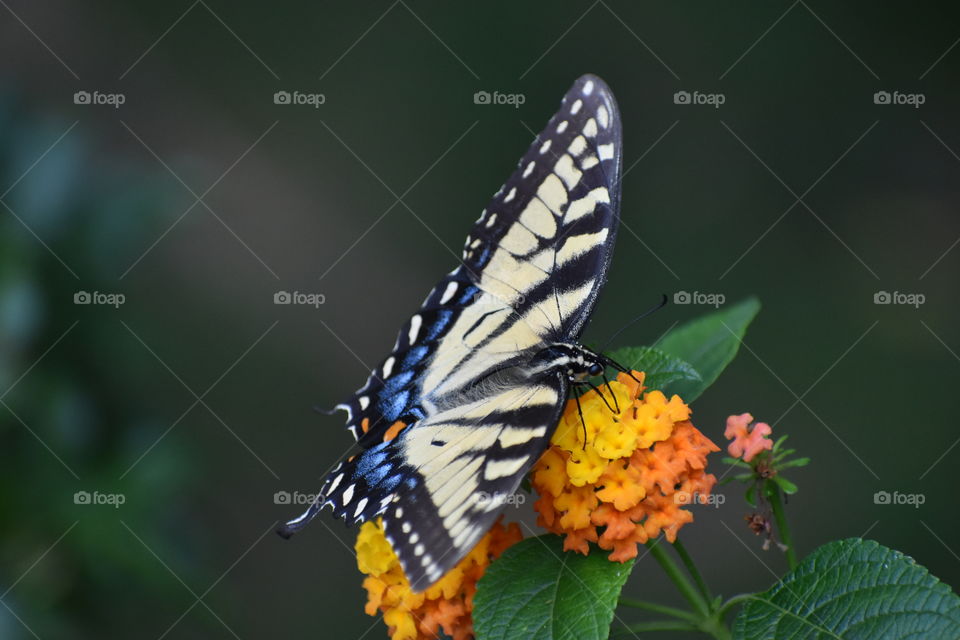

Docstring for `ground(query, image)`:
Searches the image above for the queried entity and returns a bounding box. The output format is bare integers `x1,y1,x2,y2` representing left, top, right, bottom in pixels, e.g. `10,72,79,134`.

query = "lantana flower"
531,371,720,562
356,518,521,640
724,413,773,462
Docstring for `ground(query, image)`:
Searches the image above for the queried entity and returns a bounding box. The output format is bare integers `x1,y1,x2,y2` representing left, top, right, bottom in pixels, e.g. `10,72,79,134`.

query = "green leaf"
732,538,960,639
772,475,799,494
655,297,761,402
744,484,756,507
605,345,701,395
474,535,634,640
780,457,811,469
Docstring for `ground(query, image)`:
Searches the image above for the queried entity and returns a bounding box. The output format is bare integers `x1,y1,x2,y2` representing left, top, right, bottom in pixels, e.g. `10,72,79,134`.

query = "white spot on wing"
565,187,610,222
408,314,422,344
414,543,425,556
557,230,609,265
583,79,595,95
359,396,370,410
354,497,368,518
598,143,615,161
539,139,552,154
498,425,548,448
557,120,568,133
536,174,568,215
584,118,598,138
341,483,355,506
504,187,516,203
571,99,583,115
485,212,497,227
328,473,344,493
568,135,587,157
519,199,557,238
382,356,395,378
484,456,530,480
439,281,458,304
522,161,536,178
554,154,582,190
598,105,609,129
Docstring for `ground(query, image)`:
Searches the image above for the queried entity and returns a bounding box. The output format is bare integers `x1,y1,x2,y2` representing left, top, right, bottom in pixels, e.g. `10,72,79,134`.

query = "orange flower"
724,413,773,462
531,371,720,562
356,519,521,640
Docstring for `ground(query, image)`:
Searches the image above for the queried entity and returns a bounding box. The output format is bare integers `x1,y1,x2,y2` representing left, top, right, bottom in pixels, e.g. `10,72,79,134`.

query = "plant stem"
672,537,712,604
717,593,758,619
768,483,798,569
615,620,700,634
646,539,710,618
618,597,700,623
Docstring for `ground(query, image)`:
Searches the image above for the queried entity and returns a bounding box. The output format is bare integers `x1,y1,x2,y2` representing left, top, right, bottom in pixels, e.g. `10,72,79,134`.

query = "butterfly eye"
588,363,603,376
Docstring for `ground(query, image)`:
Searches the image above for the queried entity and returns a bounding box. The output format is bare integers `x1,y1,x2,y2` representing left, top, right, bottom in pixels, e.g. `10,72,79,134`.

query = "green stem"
672,537,712,604
768,483,798,569
615,620,700,634
646,539,710,618
717,593,759,619
618,597,700,623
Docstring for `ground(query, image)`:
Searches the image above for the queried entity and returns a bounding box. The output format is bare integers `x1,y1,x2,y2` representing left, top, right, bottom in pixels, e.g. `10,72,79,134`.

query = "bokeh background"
2,2,959,638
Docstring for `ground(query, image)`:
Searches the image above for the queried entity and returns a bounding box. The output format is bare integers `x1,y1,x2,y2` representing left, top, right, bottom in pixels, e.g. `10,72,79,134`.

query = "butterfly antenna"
597,294,668,354
585,381,618,414
600,371,620,413
602,354,644,386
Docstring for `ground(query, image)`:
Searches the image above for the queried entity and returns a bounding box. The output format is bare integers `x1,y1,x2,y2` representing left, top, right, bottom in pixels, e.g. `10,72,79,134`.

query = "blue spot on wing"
378,389,410,422
425,310,453,341
403,345,429,368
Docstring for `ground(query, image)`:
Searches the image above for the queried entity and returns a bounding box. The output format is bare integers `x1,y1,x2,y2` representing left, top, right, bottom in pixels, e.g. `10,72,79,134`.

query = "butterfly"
280,74,625,592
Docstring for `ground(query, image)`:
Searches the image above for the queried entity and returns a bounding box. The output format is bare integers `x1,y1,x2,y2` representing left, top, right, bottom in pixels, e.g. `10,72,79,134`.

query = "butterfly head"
529,343,605,383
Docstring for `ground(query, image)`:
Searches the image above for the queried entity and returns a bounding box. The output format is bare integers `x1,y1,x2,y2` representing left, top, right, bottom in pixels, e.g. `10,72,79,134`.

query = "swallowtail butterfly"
281,74,624,591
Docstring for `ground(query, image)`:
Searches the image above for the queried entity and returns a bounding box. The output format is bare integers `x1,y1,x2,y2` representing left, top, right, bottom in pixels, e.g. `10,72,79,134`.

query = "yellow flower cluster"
532,371,719,561
355,518,522,640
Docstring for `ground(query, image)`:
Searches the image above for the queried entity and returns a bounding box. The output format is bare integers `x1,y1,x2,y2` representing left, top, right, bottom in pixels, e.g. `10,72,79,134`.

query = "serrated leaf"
605,345,701,395
732,538,960,639
474,535,634,640
655,297,761,402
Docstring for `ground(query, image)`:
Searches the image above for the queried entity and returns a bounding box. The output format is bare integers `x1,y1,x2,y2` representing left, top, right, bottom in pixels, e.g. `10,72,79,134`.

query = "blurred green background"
2,2,959,638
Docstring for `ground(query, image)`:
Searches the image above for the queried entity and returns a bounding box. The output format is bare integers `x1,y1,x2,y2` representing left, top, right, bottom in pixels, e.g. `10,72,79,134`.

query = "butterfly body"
281,74,624,591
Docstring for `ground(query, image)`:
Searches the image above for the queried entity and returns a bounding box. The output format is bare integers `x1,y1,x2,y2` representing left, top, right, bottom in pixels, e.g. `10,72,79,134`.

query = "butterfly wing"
334,74,622,446
303,378,567,591
285,74,623,590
